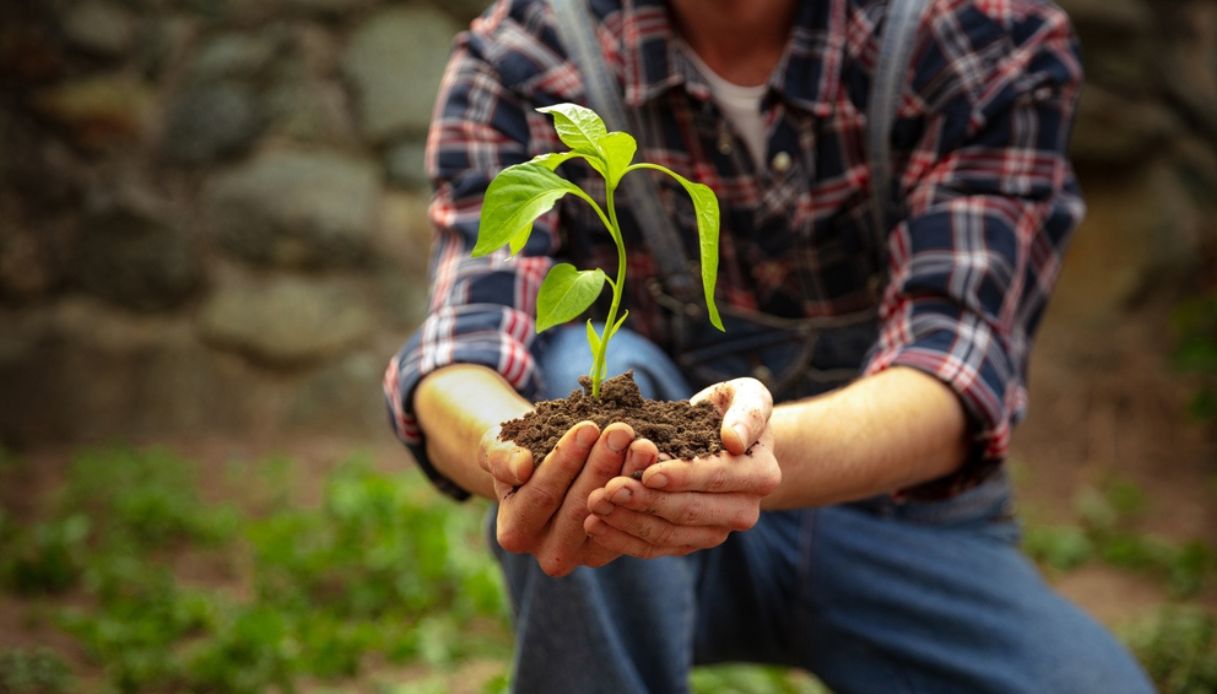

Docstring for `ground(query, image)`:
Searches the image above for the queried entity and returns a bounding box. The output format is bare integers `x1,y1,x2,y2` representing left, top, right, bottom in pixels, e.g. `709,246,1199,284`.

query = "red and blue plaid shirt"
385,0,1085,500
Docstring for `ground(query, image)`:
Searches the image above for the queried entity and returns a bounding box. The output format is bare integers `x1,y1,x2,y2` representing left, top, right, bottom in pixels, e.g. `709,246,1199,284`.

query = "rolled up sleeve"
863,4,1085,497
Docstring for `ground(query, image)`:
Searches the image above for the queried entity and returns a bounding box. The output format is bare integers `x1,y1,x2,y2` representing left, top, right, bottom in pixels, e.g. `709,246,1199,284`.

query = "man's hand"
583,378,780,558
478,420,638,576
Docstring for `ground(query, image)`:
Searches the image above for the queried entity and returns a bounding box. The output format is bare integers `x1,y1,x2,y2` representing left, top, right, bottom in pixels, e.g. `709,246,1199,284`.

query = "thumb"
691,378,773,456
478,424,533,485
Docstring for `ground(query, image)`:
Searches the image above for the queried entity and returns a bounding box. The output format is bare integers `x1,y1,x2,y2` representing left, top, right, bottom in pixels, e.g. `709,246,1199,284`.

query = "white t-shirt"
677,41,768,172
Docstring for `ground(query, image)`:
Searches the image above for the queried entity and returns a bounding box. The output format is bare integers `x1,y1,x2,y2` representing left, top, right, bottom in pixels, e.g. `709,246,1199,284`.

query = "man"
385,0,1153,691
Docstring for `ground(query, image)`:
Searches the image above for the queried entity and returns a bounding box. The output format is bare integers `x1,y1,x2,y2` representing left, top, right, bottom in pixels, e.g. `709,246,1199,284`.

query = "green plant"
0,648,72,694
472,103,724,397
1123,607,1217,693
0,514,88,596
1,447,512,692
1022,477,1216,597
690,664,830,694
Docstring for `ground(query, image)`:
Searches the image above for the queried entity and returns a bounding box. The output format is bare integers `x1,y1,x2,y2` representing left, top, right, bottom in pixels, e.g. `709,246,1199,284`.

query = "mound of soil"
499,371,723,465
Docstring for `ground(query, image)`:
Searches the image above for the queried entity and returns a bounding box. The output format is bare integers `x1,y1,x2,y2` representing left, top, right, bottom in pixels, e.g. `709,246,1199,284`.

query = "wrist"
415,364,534,500
765,367,968,509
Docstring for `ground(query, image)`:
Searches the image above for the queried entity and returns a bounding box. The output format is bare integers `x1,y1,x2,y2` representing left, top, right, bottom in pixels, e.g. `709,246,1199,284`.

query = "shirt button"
717,132,733,155
771,151,792,173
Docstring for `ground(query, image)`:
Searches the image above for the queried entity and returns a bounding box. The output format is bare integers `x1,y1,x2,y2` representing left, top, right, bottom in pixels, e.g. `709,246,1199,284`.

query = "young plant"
473,103,724,397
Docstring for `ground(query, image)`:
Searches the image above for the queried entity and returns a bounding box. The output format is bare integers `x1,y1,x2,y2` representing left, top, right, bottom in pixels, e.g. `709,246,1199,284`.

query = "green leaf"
606,309,629,344
531,151,580,171
473,162,579,257
535,263,607,333
585,319,605,382
656,167,724,331
599,132,637,189
585,319,601,356
539,149,610,183
536,103,608,157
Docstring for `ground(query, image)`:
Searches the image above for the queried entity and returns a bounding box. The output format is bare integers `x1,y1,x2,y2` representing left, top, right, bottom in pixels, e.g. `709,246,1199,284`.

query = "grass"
1023,477,1216,598
0,446,1214,693
1123,607,1217,694
0,447,511,693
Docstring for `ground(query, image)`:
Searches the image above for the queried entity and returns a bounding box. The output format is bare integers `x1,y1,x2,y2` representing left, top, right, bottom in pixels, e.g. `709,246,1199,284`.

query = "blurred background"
0,0,1214,691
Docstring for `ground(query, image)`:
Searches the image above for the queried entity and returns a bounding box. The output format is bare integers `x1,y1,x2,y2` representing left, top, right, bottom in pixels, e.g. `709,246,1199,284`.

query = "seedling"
473,103,724,397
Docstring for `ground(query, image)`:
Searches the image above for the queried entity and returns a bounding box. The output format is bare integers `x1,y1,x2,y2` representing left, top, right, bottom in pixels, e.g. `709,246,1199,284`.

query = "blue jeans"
490,326,1153,693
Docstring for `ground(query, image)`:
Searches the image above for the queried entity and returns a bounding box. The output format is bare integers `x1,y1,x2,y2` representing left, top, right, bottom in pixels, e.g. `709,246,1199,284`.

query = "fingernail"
646,473,668,489
612,488,631,504
733,425,749,447
606,429,631,453
591,499,613,515
577,425,599,447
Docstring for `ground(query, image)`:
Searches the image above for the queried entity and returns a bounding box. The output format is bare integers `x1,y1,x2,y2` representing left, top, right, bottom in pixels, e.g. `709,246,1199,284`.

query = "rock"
178,0,232,20
288,350,388,434
373,191,430,272
341,7,460,143
1057,0,1151,33
374,266,429,331
0,224,60,302
262,22,355,144
186,32,280,82
372,193,431,330
282,0,375,15
136,14,200,80
0,300,266,444
265,73,356,143
32,73,156,151
0,221,63,299
73,196,203,312
1070,86,1175,166
1160,2,1217,146
199,270,374,365
1055,163,1202,320
0,9,66,84
1058,0,1154,90
1173,134,1217,205
162,81,264,164
384,138,428,190
205,148,381,267
61,0,137,57
1084,43,1155,93
445,0,493,23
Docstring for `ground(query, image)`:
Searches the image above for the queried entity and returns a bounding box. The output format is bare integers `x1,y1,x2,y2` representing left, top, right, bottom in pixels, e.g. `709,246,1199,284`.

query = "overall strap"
867,0,930,256
547,0,700,304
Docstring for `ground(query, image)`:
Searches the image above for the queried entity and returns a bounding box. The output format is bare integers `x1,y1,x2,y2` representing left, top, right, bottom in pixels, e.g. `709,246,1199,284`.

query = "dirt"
1009,292,1217,626
498,371,724,465
1012,297,1217,545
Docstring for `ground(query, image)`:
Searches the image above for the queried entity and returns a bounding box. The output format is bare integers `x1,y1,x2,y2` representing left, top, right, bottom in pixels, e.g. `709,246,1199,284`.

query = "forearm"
763,366,969,509
413,364,534,500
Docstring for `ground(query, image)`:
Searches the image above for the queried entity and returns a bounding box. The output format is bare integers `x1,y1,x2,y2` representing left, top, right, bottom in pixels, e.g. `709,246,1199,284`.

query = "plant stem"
590,184,629,398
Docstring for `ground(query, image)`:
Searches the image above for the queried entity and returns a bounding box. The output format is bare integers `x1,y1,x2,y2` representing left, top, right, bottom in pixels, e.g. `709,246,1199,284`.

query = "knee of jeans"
537,325,690,401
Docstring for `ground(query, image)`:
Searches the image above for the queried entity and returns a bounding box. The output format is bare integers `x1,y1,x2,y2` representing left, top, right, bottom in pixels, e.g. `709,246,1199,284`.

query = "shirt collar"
618,0,844,117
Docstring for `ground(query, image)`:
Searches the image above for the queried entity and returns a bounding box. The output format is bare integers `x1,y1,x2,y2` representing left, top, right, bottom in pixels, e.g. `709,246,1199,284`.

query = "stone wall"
1061,0,1217,320
0,0,1213,447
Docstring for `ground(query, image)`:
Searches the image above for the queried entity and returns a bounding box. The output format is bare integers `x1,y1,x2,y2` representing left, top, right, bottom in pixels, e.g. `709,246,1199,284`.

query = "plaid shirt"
385,0,1085,500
